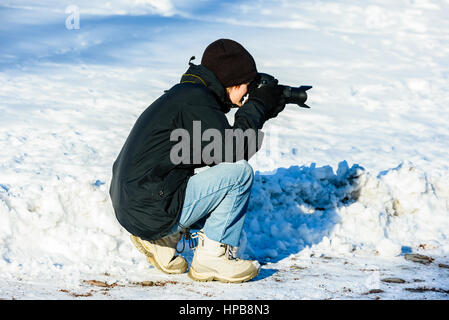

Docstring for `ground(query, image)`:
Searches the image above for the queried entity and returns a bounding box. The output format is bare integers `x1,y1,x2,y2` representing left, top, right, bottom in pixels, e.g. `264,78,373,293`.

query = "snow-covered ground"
1,0,449,299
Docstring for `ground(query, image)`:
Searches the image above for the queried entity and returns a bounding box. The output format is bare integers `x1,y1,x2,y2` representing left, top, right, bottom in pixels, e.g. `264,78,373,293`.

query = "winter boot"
188,231,259,283
130,233,188,274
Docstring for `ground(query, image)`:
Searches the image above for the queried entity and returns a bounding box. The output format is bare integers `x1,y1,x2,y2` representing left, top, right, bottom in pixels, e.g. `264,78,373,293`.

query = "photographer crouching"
109,38,310,283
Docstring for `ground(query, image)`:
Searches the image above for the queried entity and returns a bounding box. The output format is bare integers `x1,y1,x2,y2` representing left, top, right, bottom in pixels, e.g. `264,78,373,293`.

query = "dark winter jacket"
109,64,271,241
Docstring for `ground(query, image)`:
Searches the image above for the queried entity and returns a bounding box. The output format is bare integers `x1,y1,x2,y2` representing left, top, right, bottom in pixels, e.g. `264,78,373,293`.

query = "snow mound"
1,161,448,278
0,179,141,280
242,161,449,262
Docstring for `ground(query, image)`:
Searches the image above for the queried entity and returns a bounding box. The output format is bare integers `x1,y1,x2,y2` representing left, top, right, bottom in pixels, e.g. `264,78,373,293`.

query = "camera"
248,73,312,109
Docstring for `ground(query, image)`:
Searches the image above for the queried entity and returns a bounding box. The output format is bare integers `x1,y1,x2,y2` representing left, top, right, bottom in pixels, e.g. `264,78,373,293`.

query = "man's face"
227,83,249,107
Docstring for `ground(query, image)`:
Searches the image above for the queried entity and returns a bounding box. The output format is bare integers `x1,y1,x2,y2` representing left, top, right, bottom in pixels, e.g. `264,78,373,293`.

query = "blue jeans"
170,160,254,247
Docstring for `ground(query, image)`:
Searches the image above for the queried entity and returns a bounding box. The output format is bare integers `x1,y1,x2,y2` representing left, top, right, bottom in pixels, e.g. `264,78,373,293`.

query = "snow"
1,0,449,299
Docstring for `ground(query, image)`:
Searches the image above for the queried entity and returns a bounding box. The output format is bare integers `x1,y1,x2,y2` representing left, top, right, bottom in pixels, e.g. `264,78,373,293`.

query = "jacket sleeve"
175,99,268,166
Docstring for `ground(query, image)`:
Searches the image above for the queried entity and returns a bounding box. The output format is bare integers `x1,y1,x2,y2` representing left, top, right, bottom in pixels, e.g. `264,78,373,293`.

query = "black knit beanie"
201,39,258,88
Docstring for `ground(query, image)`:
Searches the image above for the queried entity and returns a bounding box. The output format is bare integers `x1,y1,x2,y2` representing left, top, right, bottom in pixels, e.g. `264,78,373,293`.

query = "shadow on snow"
243,161,365,267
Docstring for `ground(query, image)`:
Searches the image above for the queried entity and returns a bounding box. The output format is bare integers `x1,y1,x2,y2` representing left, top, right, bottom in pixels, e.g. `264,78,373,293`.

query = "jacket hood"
180,63,237,113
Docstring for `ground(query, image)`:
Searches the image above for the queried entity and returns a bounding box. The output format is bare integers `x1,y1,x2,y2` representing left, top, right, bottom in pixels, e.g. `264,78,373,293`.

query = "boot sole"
130,235,187,275
187,266,259,283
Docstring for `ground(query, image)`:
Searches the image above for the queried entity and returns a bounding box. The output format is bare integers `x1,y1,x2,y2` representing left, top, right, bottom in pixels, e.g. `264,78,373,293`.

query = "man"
109,39,285,283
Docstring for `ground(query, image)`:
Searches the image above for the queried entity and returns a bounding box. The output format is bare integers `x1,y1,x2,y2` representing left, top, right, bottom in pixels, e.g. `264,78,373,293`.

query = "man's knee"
216,160,254,187
236,160,254,186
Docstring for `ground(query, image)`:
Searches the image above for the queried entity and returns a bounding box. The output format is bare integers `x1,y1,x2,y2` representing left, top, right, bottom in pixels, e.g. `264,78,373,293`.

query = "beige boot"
188,231,259,283
130,233,188,274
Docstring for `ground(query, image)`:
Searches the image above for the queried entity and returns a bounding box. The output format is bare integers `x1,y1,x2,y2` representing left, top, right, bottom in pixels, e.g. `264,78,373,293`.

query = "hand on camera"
247,82,286,120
